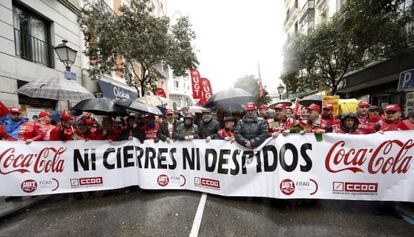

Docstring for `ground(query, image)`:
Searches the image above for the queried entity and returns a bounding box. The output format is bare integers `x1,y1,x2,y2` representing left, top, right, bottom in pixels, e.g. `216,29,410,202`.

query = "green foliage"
233,75,272,105
282,0,413,95
78,0,198,96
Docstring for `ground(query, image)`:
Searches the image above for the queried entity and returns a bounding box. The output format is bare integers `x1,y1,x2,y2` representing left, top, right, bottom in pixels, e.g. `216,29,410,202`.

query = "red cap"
274,104,285,110
258,105,269,110
60,110,72,122
384,104,401,112
323,104,333,110
38,111,51,118
307,103,321,113
358,101,369,108
244,102,257,111
10,107,22,114
165,109,173,115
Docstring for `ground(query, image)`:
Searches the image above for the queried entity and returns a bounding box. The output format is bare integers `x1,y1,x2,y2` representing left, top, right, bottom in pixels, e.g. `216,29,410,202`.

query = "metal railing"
14,28,53,68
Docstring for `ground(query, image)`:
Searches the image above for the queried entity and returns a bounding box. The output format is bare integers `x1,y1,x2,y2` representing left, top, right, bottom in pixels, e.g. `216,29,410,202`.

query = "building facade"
167,72,193,110
0,0,83,117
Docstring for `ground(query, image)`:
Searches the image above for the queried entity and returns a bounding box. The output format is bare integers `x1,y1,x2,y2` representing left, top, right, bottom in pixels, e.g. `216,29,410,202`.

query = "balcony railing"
14,28,53,68
300,0,315,22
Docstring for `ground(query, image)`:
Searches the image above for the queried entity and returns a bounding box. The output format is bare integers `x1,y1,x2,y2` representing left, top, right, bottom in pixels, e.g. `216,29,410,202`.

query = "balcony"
14,29,53,68
300,0,315,23
284,6,300,32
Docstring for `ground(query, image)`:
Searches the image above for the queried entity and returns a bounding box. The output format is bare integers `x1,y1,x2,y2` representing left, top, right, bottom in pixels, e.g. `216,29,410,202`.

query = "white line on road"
189,193,208,237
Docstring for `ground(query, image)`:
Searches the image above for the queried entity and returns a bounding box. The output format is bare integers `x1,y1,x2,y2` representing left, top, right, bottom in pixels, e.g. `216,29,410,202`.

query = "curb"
395,203,414,224
0,196,49,221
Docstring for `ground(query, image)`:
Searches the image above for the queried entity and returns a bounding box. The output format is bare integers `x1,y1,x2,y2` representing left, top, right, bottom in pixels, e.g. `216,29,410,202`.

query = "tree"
78,0,199,96
282,0,413,95
233,75,272,105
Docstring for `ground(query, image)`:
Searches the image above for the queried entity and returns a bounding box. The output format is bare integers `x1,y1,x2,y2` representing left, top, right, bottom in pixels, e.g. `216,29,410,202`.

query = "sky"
167,0,286,94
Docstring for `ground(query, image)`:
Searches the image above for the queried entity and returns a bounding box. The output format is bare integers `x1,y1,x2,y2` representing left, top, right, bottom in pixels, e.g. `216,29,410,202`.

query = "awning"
97,80,138,101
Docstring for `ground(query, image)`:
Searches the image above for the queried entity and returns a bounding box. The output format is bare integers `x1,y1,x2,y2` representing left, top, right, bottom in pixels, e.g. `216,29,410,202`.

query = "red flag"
153,88,166,98
190,69,202,99
258,78,264,97
293,98,300,117
201,77,213,102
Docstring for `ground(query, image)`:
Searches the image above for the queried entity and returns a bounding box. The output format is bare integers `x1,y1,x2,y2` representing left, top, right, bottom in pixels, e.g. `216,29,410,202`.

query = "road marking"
189,193,207,237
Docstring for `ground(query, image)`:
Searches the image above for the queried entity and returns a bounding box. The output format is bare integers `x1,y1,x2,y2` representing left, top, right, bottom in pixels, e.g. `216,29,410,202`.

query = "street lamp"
54,40,77,72
277,84,285,100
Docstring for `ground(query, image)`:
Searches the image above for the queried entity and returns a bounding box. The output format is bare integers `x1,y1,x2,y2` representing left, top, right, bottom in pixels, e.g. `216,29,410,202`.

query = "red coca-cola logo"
157,174,169,187
325,139,414,174
280,179,295,195
21,179,37,193
0,147,66,175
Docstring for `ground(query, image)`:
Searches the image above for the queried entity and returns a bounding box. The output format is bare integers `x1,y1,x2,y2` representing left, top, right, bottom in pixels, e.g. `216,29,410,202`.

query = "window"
13,3,53,67
174,81,179,89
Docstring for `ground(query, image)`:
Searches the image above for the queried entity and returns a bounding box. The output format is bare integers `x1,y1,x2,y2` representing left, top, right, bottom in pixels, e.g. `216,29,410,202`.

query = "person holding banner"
376,104,403,133
258,105,269,120
198,109,220,143
333,112,364,134
173,112,200,141
37,112,56,141
357,101,376,133
142,114,160,140
118,115,145,143
50,110,79,141
283,103,326,135
234,102,268,148
4,107,43,143
268,104,294,138
321,104,340,129
218,116,236,142
157,109,180,143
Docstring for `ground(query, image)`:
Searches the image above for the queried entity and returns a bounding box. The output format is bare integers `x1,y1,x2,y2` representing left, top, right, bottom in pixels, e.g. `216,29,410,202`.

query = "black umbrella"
203,88,254,113
115,98,163,116
299,94,323,107
72,97,127,116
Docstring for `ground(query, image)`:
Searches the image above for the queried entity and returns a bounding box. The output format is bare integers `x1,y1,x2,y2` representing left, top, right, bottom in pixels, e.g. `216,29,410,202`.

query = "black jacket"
198,119,220,139
157,119,181,141
234,116,268,148
118,126,145,143
173,123,200,140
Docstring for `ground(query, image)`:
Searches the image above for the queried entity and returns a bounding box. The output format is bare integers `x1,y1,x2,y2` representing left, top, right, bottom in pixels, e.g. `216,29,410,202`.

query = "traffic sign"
398,69,414,91
64,71,76,80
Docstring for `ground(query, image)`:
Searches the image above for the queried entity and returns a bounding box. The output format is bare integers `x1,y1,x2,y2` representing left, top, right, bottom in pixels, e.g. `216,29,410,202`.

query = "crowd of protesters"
0,100,413,149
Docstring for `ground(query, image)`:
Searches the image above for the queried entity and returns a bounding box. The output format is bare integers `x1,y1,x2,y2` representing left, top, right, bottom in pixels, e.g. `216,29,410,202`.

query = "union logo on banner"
190,69,202,99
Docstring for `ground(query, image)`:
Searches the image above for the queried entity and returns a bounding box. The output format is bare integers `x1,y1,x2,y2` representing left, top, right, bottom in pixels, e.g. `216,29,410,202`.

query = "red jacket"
333,125,364,134
143,123,160,140
376,119,402,131
50,126,79,141
37,123,56,141
218,129,235,139
357,116,376,134
18,121,43,141
268,117,295,133
321,116,340,128
399,119,414,130
102,127,123,141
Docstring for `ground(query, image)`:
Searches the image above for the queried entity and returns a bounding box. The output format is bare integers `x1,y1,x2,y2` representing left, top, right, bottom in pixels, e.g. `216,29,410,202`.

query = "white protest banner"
0,131,413,202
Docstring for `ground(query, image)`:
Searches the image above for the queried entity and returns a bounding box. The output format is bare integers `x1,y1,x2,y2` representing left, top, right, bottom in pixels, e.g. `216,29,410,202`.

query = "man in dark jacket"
173,113,200,141
234,102,268,149
118,115,145,143
157,109,181,143
198,109,219,142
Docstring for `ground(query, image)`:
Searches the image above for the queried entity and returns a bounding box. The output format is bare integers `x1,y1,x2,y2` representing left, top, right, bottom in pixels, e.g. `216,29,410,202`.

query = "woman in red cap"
50,111,79,141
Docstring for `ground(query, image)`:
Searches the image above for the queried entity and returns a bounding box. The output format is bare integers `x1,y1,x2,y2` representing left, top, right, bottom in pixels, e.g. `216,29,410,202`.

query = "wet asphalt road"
0,190,413,237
